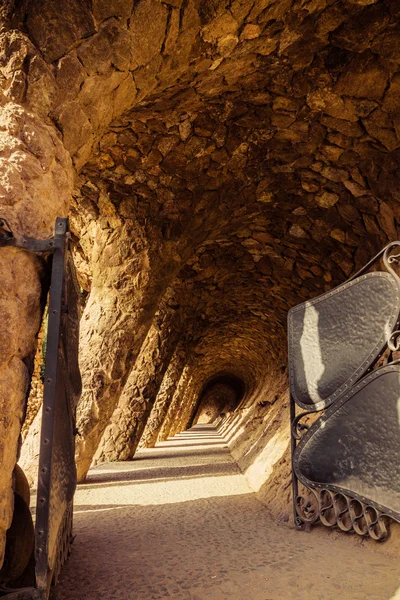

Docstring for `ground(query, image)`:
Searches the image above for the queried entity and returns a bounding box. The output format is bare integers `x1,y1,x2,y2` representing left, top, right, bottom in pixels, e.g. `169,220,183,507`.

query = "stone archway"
190,373,245,426
2,0,400,577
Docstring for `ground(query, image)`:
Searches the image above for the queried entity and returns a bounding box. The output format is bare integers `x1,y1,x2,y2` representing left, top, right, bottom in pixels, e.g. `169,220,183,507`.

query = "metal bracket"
0,218,65,253
0,216,77,599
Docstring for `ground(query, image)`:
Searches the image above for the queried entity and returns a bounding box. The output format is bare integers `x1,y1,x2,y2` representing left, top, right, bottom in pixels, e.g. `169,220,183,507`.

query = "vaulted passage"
55,425,399,600
190,374,245,425
1,0,400,597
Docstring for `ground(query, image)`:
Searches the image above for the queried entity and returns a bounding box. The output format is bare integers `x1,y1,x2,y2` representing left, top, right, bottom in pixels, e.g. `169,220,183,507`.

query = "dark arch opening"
187,372,246,429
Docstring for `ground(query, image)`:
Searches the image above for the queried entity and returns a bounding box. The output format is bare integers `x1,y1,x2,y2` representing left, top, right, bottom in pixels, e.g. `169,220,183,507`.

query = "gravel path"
55,425,400,600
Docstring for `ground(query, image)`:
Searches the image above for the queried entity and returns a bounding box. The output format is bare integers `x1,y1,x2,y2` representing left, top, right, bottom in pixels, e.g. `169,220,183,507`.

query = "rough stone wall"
219,370,292,516
0,25,74,567
21,312,46,438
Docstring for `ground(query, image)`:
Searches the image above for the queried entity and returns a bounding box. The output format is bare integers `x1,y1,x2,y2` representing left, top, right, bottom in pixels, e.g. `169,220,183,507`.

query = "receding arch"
188,372,246,428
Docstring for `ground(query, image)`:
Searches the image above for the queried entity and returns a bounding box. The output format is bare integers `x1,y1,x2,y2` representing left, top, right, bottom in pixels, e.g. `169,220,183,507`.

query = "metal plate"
35,219,81,597
294,364,400,522
288,272,400,411
0,218,81,597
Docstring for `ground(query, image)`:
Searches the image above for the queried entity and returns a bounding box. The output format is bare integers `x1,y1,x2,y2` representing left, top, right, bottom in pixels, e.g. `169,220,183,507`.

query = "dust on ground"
55,425,400,600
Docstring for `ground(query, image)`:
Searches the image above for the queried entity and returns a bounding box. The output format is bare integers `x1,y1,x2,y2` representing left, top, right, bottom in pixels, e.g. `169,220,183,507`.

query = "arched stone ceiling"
7,0,400,481
56,0,400,476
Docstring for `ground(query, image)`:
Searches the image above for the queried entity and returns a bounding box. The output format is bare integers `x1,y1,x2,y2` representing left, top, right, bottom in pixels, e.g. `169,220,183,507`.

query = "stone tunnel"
1,0,400,597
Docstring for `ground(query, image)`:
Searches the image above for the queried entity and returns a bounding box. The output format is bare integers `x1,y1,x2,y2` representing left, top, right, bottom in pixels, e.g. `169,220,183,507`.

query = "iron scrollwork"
288,241,400,541
295,488,389,541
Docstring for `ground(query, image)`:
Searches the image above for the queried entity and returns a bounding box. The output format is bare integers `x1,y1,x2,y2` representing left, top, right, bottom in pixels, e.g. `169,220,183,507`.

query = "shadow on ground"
55,426,400,600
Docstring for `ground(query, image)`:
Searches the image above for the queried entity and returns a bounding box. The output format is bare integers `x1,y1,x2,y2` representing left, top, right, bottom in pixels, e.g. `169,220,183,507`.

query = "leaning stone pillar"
157,365,193,441
74,223,176,481
169,377,199,437
138,346,187,449
93,308,180,464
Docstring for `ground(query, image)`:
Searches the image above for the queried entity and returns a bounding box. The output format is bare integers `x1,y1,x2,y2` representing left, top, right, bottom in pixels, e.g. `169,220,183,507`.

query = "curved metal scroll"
288,271,400,412
295,488,390,541
289,241,400,541
294,365,400,526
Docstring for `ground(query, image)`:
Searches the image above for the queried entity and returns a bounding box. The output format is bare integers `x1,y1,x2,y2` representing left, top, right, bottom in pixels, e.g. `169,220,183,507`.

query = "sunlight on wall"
390,587,400,600
244,426,290,492
300,303,324,404
223,409,252,445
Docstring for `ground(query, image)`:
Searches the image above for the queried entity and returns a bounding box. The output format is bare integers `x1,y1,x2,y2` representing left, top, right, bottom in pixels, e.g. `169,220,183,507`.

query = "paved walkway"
55,425,400,600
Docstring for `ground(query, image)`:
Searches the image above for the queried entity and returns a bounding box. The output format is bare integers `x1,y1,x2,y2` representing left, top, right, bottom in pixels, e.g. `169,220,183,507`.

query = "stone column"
138,346,187,449
93,308,180,464
74,221,179,480
0,37,74,569
169,377,199,437
157,365,193,442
